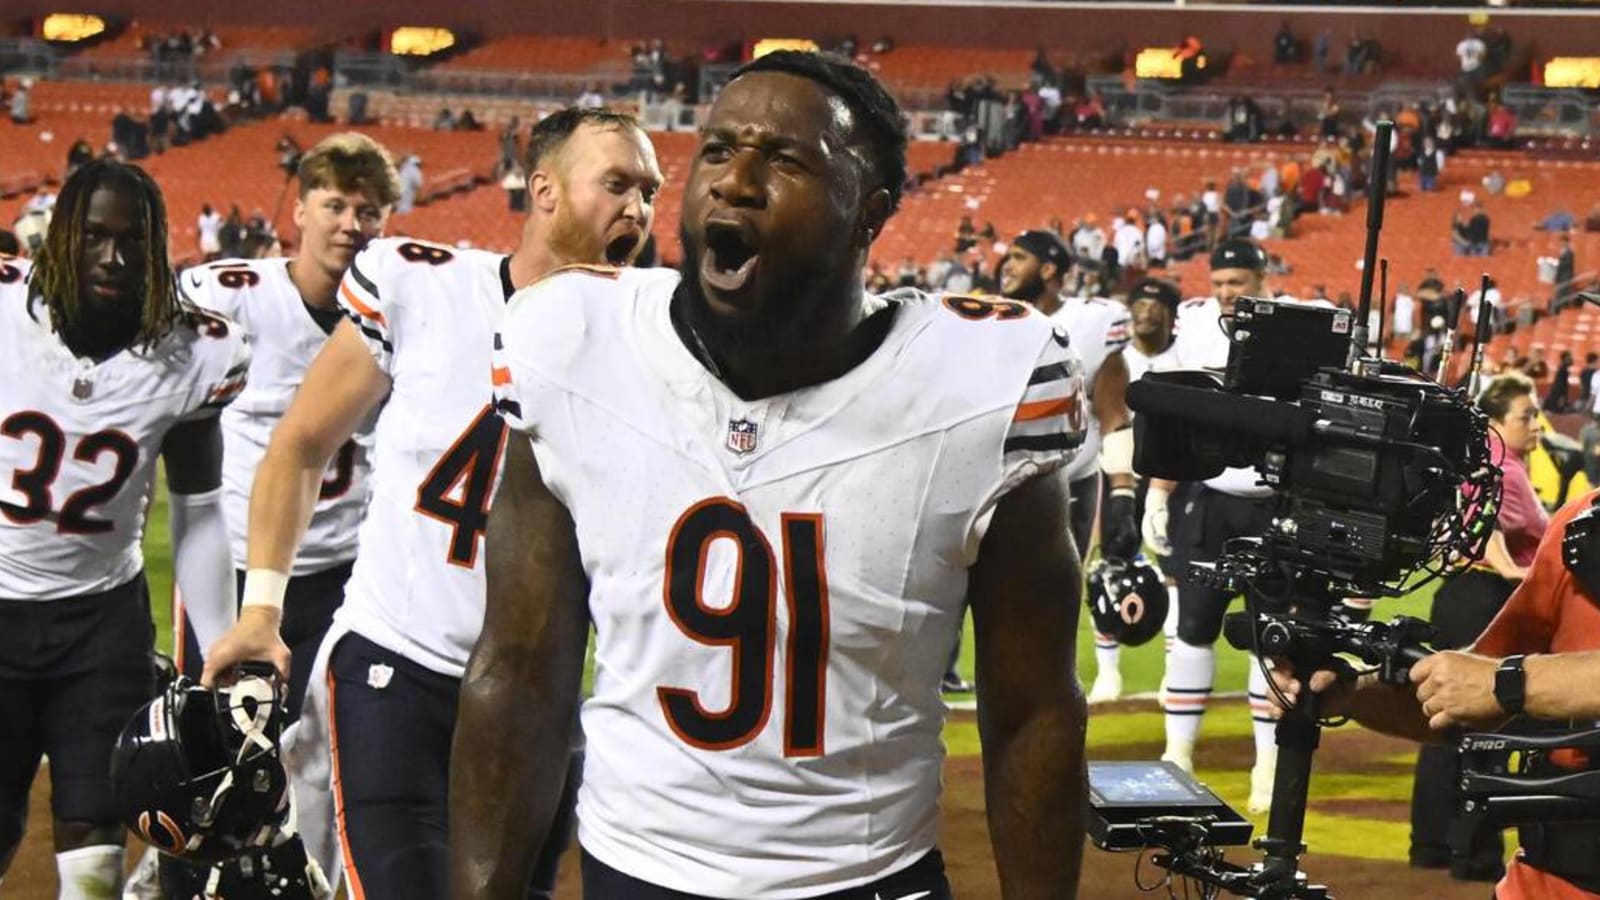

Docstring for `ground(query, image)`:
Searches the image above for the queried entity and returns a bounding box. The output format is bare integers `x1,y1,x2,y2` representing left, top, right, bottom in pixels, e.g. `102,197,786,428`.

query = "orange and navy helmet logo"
137,810,187,854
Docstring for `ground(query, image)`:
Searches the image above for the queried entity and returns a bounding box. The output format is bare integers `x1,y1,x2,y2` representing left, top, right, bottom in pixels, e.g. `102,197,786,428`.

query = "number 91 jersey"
334,238,512,678
494,269,1086,897
0,257,250,600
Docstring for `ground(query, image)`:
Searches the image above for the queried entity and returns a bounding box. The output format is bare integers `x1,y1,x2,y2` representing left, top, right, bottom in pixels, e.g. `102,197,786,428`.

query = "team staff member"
201,108,663,900
1410,372,1549,880
1276,483,1600,900
0,161,247,897
455,51,1090,898
999,229,1139,704
1141,238,1282,812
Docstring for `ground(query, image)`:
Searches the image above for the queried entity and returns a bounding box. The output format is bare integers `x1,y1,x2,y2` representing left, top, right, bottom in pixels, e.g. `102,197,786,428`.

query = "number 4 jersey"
493,269,1087,897
183,257,372,575
0,257,251,600
333,238,513,678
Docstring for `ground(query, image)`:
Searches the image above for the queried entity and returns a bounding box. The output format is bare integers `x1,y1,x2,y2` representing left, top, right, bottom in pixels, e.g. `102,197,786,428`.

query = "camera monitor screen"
1089,761,1225,808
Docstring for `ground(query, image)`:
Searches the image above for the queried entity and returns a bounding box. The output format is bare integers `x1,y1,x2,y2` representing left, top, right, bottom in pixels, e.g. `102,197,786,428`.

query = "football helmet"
1086,556,1168,647
110,664,290,865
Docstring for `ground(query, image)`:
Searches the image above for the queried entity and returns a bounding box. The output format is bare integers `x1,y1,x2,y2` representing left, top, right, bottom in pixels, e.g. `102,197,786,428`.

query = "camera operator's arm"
1481,531,1527,581
1271,665,1439,743
1407,650,1600,729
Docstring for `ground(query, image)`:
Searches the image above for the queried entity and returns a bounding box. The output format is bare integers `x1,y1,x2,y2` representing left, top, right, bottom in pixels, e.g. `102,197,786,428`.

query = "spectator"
1073,91,1106,130
895,255,922,288
1554,232,1577,309
8,78,33,125
501,161,527,213
1485,101,1517,150
1547,350,1575,413
197,203,222,260
1582,351,1600,411
1455,28,1487,93
397,155,423,213
925,251,955,289
1481,170,1506,196
1318,90,1341,140
940,247,978,294
576,84,605,109
1314,29,1332,73
1452,198,1491,256
218,204,245,258
432,107,455,131
1146,215,1168,270
1274,21,1297,64
499,116,523,172
1586,203,1600,233
1223,169,1261,239
953,215,978,253
1112,215,1146,283
1393,283,1417,343
1417,135,1444,192
1071,215,1106,262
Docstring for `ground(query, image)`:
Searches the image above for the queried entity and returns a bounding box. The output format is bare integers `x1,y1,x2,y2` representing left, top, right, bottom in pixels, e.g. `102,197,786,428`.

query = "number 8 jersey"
494,268,1087,898
334,238,514,677
0,257,251,599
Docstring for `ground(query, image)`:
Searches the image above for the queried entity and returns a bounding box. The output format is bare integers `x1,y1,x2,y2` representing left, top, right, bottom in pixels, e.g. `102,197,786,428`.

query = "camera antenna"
1436,286,1467,384
1350,119,1393,371
1466,273,1496,397
1374,258,1389,358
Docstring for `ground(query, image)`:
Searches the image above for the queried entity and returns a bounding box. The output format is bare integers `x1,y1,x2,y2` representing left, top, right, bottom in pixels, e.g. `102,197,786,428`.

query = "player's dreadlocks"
31,159,183,352
734,50,910,215
526,107,644,171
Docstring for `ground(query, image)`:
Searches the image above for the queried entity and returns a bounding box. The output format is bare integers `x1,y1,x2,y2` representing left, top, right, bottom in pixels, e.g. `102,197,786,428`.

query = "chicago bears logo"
137,810,187,854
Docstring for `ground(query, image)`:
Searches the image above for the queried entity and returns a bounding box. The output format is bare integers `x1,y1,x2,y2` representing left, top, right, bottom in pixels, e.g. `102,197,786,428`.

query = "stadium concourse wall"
11,0,1600,64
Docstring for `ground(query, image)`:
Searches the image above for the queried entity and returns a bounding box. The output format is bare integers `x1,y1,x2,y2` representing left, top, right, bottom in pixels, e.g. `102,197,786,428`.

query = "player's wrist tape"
241,569,289,613
1100,427,1135,478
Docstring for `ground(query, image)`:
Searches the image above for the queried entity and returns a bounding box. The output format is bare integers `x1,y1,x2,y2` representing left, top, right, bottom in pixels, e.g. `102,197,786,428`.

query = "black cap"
1128,277,1182,315
1209,238,1267,273
1011,230,1073,275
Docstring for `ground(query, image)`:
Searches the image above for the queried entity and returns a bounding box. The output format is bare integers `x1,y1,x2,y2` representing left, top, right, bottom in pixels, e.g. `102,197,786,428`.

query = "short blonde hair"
297,132,401,207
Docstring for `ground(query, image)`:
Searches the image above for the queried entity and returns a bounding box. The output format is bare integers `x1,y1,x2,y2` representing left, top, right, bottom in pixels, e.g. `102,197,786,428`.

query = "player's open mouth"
701,221,759,293
605,232,640,265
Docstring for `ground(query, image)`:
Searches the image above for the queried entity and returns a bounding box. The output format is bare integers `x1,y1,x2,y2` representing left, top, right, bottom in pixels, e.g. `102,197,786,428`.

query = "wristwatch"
1493,654,1527,717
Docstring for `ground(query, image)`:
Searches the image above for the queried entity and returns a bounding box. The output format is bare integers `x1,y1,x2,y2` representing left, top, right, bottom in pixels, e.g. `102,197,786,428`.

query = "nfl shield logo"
726,418,759,456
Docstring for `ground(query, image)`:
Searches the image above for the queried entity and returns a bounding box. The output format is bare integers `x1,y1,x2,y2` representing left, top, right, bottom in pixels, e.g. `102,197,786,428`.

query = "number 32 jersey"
184,257,372,575
494,269,1086,898
335,238,512,677
0,257,250,600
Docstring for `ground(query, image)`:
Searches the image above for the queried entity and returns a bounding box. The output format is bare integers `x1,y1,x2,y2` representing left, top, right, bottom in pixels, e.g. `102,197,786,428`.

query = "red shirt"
1475,488,1600,900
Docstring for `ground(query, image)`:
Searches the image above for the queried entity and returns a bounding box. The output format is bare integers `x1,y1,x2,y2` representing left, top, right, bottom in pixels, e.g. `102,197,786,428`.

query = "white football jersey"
0,257,250,599
1049,294,1130,482
1171,296,1268,497
184,257,372,575
494,271,1086,898
1125,341,1179,383
334,238,513,677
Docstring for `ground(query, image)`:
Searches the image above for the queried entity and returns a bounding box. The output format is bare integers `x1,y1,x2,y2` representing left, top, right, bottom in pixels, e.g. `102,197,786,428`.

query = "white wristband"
241,568,290,612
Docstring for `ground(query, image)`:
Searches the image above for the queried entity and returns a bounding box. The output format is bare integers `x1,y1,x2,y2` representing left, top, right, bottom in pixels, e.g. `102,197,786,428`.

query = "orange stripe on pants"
325,660,368,900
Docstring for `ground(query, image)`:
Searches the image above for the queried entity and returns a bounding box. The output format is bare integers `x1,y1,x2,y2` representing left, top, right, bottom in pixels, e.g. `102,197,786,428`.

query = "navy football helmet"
110,664,290,865
1086,556,1168,647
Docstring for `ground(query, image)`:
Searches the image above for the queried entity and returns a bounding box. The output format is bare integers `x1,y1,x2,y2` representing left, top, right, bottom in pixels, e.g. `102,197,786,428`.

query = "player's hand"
201,606,290,687
1101,487,1141,562
1410,650,1503,730
1141,484,1172,557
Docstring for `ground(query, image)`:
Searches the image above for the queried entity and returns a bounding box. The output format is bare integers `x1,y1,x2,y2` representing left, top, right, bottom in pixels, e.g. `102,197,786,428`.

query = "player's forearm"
449,650,577,899
169,487,237,650
980,690,1088,899
245,437,332,572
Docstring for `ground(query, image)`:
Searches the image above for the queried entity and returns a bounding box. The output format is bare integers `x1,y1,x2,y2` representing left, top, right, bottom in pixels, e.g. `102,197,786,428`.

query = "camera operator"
1276,481,1600,900
1142,239,1284,812
1411,372,1550,882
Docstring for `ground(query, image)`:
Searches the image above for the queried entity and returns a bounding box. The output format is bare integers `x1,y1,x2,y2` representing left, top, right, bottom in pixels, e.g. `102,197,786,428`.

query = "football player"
456,51,1089,898
1141,239,1283,813
0,160,247,898
1000,229,1139,704
158,131,398,896
201,108,661,899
